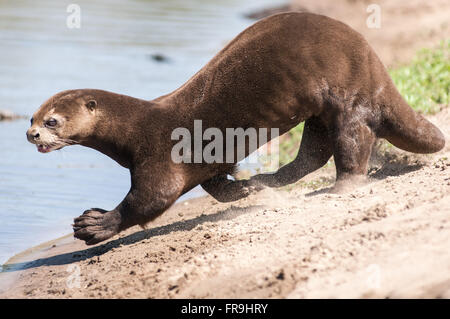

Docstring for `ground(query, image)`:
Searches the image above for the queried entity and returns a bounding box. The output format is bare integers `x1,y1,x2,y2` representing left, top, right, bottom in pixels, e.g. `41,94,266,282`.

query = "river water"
0,0,285,265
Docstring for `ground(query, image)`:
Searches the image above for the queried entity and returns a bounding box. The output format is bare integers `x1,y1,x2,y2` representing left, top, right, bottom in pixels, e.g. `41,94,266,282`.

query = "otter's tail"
379,84,445,154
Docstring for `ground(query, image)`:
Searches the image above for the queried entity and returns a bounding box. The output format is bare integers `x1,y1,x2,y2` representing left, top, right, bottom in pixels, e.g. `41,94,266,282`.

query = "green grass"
274,41,450,167
389,40,450,115
277,122,304,167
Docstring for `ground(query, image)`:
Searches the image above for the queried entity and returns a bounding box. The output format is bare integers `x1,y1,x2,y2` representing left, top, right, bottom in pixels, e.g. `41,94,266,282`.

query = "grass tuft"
389,40,449,115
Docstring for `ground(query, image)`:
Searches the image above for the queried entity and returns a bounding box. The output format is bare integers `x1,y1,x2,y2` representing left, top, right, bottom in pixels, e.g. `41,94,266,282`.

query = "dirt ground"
0,0,449,298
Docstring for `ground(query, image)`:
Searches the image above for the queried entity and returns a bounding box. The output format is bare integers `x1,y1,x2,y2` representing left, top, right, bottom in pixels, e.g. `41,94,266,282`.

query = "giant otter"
27,12,445,245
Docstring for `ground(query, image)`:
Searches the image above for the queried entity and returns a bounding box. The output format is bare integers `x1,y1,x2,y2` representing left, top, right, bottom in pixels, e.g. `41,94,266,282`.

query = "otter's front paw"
73,208,122,245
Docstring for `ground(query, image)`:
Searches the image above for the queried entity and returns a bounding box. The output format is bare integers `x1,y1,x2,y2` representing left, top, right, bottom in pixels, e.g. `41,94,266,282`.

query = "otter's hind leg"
202,117,333,202
330,118,376,192
249,116,333,188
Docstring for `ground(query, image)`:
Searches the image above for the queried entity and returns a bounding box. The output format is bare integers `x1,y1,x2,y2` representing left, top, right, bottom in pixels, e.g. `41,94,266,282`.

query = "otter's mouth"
36,139,79,153
36,143,65,153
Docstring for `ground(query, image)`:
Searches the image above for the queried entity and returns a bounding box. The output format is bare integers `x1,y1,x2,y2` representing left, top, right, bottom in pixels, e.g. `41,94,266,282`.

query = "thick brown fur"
27,13,445,245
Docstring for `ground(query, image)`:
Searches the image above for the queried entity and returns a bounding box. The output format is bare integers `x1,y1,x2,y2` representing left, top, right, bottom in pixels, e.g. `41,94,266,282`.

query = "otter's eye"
30,118,34,125
45,118,57,128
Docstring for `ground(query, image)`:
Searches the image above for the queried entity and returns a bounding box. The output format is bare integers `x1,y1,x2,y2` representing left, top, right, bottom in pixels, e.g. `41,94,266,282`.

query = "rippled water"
0,0,285,265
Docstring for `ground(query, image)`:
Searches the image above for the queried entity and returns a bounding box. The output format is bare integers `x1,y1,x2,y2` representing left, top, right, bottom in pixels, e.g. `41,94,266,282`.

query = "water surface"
0,0,285,265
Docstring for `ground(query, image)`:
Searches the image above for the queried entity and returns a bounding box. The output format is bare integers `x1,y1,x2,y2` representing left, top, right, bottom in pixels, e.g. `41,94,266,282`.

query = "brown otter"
27,12,445,245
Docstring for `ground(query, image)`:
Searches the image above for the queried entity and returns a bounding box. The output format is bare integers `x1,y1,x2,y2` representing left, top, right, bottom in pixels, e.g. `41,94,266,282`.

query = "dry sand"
1,0,449,299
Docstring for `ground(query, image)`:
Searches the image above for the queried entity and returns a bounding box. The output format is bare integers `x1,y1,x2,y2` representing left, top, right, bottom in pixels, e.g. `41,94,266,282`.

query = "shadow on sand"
1,205,264,273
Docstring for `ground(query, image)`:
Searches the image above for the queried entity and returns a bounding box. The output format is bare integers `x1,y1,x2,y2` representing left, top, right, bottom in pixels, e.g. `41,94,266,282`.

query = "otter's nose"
26,128,40,142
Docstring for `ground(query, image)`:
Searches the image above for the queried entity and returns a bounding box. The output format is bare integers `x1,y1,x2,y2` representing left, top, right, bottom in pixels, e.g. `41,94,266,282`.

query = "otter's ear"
86,100,97,111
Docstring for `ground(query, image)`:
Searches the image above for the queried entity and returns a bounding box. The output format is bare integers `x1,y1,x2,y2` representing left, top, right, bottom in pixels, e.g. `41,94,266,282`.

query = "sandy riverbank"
0,107,449,298
1,0,449,299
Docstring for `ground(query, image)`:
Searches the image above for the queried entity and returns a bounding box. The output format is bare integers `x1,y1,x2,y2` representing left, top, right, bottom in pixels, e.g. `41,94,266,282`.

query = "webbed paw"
73,208,122,245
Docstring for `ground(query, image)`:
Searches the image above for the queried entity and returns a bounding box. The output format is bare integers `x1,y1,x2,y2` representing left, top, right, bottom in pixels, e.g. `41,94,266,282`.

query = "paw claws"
73,209,120,245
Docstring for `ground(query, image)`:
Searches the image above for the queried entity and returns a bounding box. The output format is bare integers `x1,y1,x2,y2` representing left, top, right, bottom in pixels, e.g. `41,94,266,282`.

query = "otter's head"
26,90,98,153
